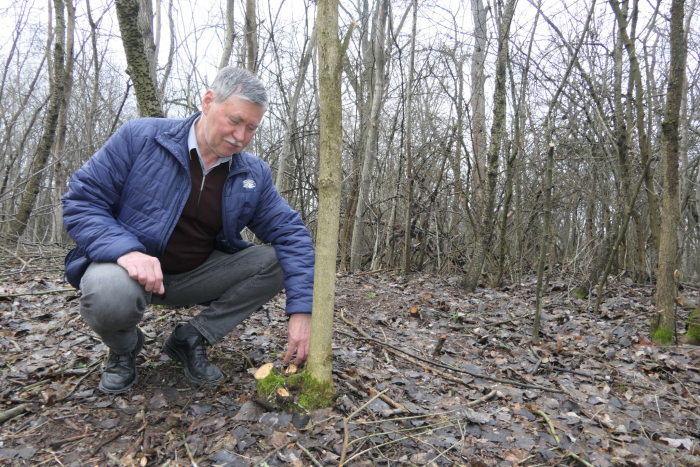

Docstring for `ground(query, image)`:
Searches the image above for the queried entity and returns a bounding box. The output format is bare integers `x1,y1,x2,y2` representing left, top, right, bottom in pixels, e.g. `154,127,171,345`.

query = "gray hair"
210,67,268,111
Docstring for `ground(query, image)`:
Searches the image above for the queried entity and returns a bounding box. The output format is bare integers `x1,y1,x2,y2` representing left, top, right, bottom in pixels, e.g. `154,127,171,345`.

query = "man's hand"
284,313,311,366
117,251,165,294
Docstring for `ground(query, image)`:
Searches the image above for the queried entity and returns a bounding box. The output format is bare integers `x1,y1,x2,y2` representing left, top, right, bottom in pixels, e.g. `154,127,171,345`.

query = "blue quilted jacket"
62,113,315,314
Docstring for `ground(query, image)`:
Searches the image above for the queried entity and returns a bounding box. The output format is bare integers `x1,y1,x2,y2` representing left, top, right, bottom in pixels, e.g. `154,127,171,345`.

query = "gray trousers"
79,246,284,355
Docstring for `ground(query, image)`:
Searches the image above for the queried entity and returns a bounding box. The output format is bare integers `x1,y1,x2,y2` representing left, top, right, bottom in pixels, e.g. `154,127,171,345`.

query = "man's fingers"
117,252,164,293
294,344,308,365
283,345,295,365
126,264,140,281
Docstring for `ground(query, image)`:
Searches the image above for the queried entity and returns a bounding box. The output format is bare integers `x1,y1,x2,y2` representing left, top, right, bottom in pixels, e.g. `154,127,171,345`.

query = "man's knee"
80,262,148,332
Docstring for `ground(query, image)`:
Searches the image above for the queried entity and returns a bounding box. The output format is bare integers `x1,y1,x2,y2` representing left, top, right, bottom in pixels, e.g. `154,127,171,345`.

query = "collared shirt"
188,116,232,174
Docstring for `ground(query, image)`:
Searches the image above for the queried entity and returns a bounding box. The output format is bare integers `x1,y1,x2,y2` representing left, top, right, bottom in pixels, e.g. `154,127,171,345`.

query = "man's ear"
202,90,215,114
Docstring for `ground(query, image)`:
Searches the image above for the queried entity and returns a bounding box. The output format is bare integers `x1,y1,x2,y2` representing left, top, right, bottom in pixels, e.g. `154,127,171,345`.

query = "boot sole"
162,339,224,386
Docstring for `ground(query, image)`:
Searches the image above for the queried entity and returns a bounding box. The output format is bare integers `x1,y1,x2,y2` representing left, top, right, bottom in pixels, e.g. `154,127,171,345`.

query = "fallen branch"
0,287,76,299
337,311,562,394
0,404,28,424
335,328,475,391
450,313,532,331
354,267,401,276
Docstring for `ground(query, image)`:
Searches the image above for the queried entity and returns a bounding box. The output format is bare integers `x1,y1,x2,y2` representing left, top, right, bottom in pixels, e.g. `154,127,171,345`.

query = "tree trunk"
532,143,554,344
275,25,317,192
349,0,388,272
470,0,488,215
115,0,163,118
85,0,101,156
218,0,235,70
158,0,175,100
306,0,353,393
51,0,76,244
402,0,418,275
652,0,686,343
7,0,66,240
244,0,258,72
461,0,516,292
138,0,157,86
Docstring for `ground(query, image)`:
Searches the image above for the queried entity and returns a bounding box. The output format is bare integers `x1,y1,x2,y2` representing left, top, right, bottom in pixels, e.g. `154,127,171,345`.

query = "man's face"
200,90,265,158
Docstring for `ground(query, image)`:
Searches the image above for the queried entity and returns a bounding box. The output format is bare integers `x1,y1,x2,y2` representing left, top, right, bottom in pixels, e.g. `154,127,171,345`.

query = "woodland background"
0,0,699,302
3,1,700,464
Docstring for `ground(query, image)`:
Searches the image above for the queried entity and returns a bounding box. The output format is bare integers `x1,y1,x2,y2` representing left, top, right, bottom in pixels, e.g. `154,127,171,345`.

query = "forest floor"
2,249,700,466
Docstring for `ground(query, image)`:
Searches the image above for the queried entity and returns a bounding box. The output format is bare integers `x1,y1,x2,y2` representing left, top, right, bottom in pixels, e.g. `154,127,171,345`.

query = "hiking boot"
162,325,224,385
99,328,144,394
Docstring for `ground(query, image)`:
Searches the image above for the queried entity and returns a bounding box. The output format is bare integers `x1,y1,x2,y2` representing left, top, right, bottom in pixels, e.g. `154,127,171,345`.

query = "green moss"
686,311,700,344
297,372,336,411
652,327,674,344
572,287,587,300
287,373,304,388
256,371,286,397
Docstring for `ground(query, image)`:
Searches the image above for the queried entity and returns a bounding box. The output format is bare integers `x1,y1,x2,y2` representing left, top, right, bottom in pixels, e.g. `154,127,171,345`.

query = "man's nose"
232,125,245,141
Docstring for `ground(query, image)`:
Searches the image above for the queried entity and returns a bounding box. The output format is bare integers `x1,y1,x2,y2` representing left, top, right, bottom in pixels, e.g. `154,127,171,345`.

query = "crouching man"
62,67,314,394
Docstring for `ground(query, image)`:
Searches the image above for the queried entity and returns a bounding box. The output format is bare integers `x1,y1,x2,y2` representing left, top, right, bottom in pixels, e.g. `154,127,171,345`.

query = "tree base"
572,287,587,300
254,363,336,412
651,326,674,344
686,310,700,345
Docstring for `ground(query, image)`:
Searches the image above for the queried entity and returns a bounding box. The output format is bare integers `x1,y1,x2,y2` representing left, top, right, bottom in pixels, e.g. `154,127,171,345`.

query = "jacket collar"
155,112,202,169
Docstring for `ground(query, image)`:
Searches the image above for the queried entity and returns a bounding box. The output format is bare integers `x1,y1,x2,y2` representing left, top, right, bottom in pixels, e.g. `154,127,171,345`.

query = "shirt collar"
188,116,232,173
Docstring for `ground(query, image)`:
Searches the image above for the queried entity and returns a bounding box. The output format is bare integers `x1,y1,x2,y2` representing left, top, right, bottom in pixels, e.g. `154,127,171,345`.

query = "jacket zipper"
158,170,188,257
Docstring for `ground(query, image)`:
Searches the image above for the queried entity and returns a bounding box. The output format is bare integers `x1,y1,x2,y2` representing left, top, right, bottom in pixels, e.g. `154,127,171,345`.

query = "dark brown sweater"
161,152,229,274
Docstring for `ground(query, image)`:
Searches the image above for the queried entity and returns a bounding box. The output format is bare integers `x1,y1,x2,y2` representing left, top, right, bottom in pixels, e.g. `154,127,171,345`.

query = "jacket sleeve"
62,122,147,263
246,162,315,314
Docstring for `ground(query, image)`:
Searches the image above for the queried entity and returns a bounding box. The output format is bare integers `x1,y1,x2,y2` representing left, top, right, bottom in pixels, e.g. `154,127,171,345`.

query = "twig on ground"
533,410,560,444
49,428,94,449
57,360,102,402
468,389,498,406
120,435,143,462
89,430,124,458
339,388,388,466
296,441,324,467
252,435,298,467
432,334,447,356
562,451,595,467
338,373,407,414
182,434,199,467
529,346,543,375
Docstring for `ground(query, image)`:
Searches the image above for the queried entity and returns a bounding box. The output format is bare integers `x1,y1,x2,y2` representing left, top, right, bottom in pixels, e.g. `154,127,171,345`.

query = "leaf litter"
1,256,700,466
